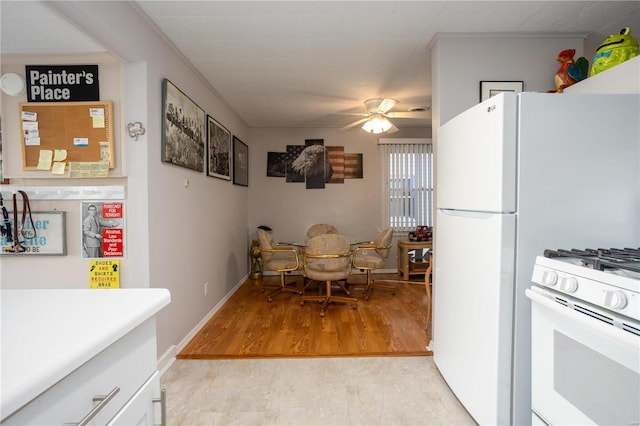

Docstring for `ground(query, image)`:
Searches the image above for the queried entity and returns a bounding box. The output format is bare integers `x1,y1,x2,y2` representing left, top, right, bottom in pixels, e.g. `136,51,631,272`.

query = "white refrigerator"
433,92,640,425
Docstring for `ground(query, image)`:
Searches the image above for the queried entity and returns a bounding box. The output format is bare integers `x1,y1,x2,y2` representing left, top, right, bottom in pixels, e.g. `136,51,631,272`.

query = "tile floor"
161,356,475,425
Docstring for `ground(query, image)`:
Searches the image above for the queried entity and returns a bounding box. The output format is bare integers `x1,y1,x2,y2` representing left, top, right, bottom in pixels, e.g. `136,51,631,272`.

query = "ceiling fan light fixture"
362,114,393,134
364,98,398,114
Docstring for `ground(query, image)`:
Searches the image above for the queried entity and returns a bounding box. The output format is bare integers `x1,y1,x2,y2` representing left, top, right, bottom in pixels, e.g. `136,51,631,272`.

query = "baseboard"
157,344,176,376
158,274,248,377
176,274,248,354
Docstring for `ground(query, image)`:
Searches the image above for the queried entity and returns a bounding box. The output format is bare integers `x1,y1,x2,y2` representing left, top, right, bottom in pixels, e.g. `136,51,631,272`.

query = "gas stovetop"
532,247,640,322
543,247,640,274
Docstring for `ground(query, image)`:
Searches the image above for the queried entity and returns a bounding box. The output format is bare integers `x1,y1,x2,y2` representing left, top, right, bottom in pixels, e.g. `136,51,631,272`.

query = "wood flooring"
178,273,432,359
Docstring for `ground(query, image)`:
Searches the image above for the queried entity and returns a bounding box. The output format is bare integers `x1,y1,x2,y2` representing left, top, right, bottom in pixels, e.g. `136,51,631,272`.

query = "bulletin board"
19,101,114,170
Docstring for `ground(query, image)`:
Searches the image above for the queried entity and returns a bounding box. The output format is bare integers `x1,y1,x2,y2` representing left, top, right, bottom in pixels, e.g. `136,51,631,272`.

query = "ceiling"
2,1,639,130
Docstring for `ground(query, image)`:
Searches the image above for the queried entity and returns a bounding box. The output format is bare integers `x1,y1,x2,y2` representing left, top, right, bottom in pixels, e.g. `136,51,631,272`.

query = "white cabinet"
1,289,170,426
2,320,163,425
108,372,162,425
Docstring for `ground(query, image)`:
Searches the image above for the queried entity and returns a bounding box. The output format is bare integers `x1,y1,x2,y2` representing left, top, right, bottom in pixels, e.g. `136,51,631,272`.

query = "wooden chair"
301,234,357,316
256,228,301,302
350,227,395,300
424,250,433,333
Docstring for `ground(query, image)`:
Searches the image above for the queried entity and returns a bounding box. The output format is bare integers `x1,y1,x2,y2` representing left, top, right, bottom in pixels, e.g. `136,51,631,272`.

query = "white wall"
6,2,632,366
1,53,125,178
247,126,428,269
0,52,130,288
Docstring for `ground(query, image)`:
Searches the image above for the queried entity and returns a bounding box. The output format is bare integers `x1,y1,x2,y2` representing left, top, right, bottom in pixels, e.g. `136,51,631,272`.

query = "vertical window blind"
380,140,433,233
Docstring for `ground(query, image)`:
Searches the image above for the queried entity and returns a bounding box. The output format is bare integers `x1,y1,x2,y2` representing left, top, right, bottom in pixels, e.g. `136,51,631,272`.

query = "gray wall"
431,34,586,129
0,2,250,365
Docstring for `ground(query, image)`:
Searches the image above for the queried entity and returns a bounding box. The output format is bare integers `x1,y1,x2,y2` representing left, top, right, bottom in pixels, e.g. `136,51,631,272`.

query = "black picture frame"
161,79,206,172
479,81,524,102
232,136,248,186
207,115,231,180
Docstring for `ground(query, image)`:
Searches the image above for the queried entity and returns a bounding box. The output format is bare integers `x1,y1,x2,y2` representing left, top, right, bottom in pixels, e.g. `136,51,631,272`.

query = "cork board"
19,101,114,170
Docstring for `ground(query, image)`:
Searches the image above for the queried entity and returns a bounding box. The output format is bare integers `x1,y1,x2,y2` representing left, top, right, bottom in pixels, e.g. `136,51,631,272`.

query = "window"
379,139,433,233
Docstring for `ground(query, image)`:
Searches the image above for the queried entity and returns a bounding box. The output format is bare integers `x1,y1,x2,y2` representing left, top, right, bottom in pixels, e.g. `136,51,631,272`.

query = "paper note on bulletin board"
19,101,114,170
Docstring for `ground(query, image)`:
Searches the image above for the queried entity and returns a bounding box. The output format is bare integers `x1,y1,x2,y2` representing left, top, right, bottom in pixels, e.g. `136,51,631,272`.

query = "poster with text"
81,201,125,258
89,259,120,288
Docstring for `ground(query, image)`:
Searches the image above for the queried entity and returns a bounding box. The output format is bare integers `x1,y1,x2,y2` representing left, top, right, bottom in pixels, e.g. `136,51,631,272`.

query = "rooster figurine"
550,49,589,93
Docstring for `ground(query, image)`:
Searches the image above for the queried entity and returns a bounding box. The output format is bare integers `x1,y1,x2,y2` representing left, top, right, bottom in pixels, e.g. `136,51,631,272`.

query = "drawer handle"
65,386,120,426
153,388,167,426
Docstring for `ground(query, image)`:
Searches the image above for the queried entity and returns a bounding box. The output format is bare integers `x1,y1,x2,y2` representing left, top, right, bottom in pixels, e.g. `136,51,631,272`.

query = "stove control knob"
541,270,558,287
604,291,627,310
560,277,578,293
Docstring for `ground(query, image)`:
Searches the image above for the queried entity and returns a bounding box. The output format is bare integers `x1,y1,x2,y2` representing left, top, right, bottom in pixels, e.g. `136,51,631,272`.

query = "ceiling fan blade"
339,112,369,118
376,98,398,114
339,117,369,131
387,123,399,134
386,111,430,119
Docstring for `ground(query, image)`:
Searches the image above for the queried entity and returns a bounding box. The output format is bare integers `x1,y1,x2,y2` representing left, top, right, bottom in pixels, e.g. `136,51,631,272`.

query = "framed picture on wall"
232,136,248,186
0,211,66,256
206,115,231,180
479,81,524,102
161,79,206,172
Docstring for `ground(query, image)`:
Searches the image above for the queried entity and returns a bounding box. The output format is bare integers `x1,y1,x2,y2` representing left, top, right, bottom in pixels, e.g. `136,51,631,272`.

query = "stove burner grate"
543,247,640,274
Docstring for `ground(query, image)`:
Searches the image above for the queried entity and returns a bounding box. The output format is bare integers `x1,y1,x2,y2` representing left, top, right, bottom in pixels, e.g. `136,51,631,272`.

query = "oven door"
526,287,640,425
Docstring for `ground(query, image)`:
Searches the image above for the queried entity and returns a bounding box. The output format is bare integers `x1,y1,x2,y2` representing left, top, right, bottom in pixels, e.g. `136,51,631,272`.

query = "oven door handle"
526,288,639,349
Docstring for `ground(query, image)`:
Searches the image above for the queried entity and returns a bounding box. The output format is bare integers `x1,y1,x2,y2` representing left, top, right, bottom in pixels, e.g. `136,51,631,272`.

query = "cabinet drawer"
3,319,157,426
108,371,160,426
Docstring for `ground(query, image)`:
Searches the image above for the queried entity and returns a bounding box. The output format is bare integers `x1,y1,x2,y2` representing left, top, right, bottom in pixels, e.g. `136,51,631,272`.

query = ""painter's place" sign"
26,65,99,102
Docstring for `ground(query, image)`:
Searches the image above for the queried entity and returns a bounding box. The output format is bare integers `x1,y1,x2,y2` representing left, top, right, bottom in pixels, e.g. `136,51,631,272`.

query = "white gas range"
526,248,640,425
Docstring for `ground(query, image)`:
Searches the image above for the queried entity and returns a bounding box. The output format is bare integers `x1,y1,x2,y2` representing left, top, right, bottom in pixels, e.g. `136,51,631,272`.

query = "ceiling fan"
341,98,430,134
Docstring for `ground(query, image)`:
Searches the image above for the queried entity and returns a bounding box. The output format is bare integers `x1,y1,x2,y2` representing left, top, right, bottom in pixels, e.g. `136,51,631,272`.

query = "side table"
397,239,433,280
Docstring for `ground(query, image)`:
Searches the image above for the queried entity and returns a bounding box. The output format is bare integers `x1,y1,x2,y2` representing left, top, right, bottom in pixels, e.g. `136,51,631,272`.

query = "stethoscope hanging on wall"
1,191,36,254
0,194,13,246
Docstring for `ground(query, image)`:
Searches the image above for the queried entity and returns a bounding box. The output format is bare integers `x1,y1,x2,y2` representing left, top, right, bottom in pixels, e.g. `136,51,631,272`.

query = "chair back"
304,234,351,280
373,227,394,259
306,223,339,239
256,228,275,261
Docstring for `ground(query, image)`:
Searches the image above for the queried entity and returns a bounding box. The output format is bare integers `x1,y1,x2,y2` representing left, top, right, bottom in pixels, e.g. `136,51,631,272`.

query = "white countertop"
0,288,171,421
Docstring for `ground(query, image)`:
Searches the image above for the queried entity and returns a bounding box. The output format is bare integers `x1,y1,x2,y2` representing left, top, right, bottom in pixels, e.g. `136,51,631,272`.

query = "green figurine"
590,27,639,76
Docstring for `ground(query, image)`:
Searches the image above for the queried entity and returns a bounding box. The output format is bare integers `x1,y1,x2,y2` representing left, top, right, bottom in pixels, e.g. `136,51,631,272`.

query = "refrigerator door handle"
439,208,512,218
